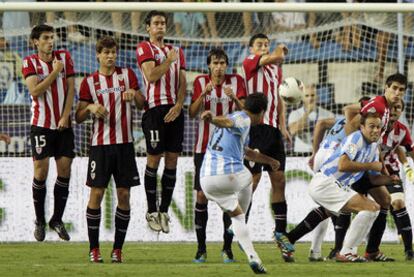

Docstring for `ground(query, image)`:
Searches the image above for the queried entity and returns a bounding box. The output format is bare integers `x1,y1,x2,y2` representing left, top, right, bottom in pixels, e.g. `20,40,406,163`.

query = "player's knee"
378,193,391,209
88,189,105,208
392,199,405,210
117,189,130,205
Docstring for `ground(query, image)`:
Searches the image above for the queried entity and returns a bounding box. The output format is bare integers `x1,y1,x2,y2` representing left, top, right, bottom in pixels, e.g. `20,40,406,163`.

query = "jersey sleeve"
192,77,203,102
242,54,261,81
136,42,155,66
339,132,361,161
402,128,414,152
229,112,250,136
64,51,75,77
179,47,186,71
368,147,380,176
127,68,140,90
235,75,247,99
79,77,93,103
22,57,36,79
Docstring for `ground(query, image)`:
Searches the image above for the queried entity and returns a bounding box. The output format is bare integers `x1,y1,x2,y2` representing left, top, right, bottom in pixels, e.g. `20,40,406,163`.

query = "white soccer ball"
279,77,304,105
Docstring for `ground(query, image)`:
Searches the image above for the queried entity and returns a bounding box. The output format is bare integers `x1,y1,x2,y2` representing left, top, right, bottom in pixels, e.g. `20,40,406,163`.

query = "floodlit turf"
1,242,414,276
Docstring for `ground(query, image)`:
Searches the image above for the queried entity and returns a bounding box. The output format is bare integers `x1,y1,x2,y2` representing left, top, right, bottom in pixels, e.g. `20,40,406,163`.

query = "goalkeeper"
378,99,414,261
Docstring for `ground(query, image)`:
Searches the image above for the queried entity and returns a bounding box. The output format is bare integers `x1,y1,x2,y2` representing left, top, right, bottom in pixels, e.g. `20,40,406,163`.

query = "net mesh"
0,10,412,157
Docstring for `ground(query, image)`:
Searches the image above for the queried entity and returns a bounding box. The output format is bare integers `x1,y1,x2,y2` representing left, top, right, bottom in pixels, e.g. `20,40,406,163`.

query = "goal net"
0,4,412,242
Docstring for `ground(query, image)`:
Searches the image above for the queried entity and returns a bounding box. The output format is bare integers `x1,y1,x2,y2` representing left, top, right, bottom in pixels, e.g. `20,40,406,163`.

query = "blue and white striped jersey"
320,118,347,150
201,111,250,177
320,130,380,187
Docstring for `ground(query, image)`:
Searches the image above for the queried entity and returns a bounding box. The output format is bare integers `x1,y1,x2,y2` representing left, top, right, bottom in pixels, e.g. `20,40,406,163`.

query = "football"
279,77,305,105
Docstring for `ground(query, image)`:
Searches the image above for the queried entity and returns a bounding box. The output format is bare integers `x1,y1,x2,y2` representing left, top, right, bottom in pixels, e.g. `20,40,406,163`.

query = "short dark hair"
207,48,228,66
249,33,269,47
244,93,268,114
96,36,117,53
385,72,407,88
30,24,54,40
145,10,168,26
360,112,381,125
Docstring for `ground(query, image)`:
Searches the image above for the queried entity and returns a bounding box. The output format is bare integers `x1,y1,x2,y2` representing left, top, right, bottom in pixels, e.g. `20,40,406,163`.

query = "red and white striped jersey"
136,41,186,110
242,54,282,128
79,67,139,146
22,50,75,130
192,74,247,153
361,96,390,136
382,120,414,173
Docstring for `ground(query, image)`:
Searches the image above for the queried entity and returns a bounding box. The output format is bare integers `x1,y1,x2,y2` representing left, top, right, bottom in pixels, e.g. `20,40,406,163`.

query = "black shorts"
30,125,75,160
86,143,140,188
385,169,404,194
193,153,204,191
351,173,374,195
141,105,184,155
244,124,286,173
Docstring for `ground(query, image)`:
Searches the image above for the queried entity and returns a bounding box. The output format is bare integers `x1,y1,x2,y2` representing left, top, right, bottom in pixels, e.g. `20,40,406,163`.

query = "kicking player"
22,24,75,242
242,34,291,259
200,93,279,274
275,112,401,262
136,10,186,233
189,48,246,263
76,36,144,263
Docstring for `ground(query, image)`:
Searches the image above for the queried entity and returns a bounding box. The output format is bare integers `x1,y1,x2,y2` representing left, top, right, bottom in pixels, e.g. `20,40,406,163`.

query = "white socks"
231,213,260,262
340,210,379,255
310,218,329,254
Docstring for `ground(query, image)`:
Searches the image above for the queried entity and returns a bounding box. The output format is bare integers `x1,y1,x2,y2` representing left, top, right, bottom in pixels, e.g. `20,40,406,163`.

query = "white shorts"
313,148,334,173
308,172,357,215
200,167,252,212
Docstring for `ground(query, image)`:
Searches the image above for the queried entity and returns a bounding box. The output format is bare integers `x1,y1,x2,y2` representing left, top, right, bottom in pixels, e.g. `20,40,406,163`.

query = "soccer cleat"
364,251,395,262
111,249,123,263
49,220,70,241
308,250,325,262
159,212,170,233
326,248,339,260
335,253,367,263
406,250,414,261
146,212,162,232
34,220,46,242
274,231,295,263
89,248,103,263
193,250,207,263
249,258,267,274
221,249,235,263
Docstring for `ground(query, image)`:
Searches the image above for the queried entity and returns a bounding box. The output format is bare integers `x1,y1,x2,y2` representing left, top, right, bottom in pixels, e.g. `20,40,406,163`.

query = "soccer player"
189,48,246,263
275,112,401,262
136,10,186,233
364,99,414,261
22,24,75,242
242,34,291,258
76,36,144,263
200,93,279,274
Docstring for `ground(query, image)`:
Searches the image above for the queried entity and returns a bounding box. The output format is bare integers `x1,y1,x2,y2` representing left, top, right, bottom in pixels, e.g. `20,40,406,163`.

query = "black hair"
30,24,54,40
207,48,228,66
385,72,407,88
145,10,168,26
244,93,268,114
248,33,269,47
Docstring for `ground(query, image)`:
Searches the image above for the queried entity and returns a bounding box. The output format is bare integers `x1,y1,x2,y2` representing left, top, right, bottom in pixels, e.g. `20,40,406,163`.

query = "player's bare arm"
57,76,75,130
201,111,233,128
245,147,280,171
338,153,383,172
259,44,288,66
343,103,361,123
164,68,186,123
189,82,212,118
75,101,109,123
369,174,401,186
223,86,244,111
25,58,64,97
0,133,11,144
278,93,292,145
134,89,146,110
141,49,177,83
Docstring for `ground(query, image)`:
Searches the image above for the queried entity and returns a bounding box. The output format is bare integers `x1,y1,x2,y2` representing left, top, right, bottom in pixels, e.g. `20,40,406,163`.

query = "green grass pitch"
1,242,414,276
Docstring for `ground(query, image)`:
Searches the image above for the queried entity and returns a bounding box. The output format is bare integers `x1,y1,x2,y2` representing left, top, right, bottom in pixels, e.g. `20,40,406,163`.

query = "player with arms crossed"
76,36,144,263
200,93,279,274
242,34,291,257
22,24,75,242
189,48,246,263
136,10,186,233
275,112,401,261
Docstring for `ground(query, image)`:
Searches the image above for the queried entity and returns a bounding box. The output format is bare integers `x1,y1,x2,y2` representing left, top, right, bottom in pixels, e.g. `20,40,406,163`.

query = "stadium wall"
0,157,412,242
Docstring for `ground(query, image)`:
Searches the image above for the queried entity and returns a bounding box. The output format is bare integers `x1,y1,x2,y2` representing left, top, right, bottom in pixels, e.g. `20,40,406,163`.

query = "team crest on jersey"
23,59,28,68
367,107,377,113
91,172,96,180
346,143,357,156
138,47,144,55
36,147,42,155
151,141,158,149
